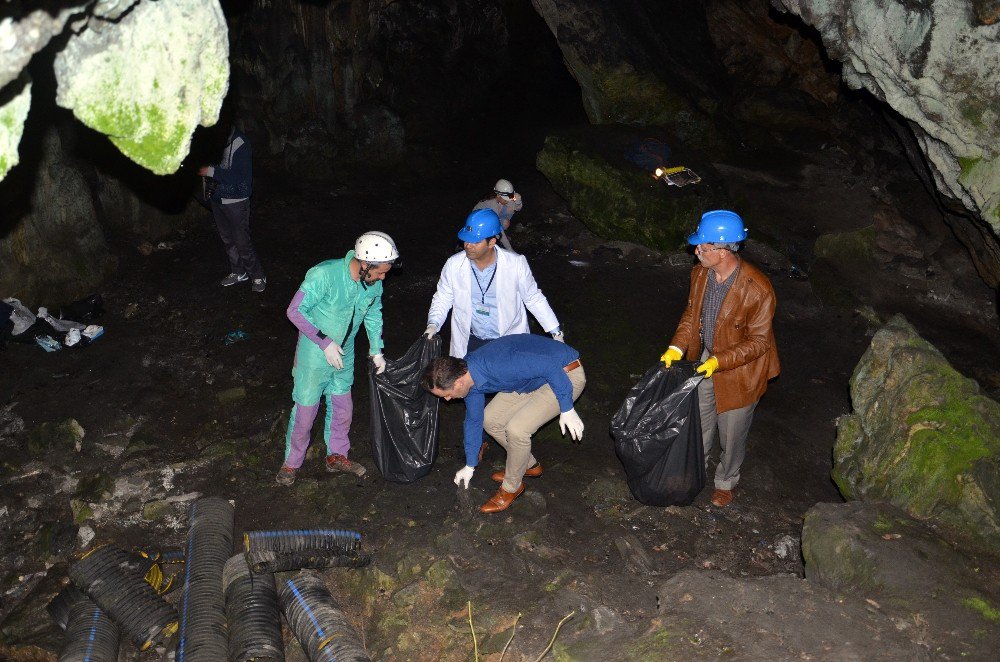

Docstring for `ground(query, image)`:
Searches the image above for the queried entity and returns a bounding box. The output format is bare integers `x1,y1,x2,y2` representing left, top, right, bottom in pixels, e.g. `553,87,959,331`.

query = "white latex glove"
425,324,437,339
323,342,345,369
551,331,565,343
454,465,475,489
372,353,386,375
559,408,585,442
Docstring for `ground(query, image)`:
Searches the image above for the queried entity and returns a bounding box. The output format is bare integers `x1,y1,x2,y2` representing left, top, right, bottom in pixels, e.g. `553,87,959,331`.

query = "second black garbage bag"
611,361,705,506
368,334,442,483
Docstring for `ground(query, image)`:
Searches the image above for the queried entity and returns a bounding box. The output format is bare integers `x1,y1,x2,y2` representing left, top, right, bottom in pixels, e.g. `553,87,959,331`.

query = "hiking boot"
251,277,267,293
275,466,296,486
221,272,249,287
325,453,367,477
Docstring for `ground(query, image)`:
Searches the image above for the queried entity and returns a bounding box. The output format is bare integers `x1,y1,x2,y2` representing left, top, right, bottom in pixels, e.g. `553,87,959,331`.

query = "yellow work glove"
660,346,683,367
696,356,719,378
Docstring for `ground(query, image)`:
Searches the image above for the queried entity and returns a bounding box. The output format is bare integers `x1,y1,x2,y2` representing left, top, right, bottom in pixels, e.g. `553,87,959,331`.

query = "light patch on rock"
77,525,96,549
0,75,30,179
54,0,230,174
774,0,1000,232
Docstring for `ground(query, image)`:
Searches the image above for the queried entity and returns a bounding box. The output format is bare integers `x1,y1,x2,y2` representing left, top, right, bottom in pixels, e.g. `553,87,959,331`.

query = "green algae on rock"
53,0,229,175
833,315,1000,547
0,76,31,179
536,131,718,251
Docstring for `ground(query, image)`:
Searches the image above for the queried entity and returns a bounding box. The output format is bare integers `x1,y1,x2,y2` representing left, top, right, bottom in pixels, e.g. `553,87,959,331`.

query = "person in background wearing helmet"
472,178,522,251
275,231,399,485
660,210,779,508
421,333,586,513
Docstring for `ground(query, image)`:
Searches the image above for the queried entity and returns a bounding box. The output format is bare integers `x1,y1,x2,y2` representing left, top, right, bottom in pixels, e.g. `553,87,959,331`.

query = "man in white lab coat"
426,208,563,358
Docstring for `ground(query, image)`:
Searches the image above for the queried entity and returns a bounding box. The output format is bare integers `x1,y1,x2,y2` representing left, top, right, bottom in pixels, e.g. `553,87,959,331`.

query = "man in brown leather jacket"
660,210,780,507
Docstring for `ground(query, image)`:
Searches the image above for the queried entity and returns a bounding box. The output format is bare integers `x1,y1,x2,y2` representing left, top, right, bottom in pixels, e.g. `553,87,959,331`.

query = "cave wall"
226,0,534,170
773,0,1000,286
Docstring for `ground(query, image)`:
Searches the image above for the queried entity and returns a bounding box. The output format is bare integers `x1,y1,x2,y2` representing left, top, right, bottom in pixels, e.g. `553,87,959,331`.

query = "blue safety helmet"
687,210,748,245
458,209,503,243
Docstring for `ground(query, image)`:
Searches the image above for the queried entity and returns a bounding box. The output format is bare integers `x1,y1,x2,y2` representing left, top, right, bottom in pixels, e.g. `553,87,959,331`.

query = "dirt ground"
2,123,997,659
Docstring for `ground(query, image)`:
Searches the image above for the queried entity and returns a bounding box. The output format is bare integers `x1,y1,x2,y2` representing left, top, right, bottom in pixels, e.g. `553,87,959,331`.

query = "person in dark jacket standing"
198,126,266,292
660,210,780,508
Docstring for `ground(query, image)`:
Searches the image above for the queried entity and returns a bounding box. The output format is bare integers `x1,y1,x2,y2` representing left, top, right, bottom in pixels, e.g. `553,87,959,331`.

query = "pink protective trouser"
282,392,353,468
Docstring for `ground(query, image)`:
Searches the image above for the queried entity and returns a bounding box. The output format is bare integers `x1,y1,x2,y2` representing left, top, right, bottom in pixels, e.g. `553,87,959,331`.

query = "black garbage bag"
611,361,705,506
58,293,103,323
368,335,442,483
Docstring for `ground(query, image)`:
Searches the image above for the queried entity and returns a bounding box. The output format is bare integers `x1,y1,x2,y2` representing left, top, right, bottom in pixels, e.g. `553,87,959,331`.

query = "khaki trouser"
484,366,586,492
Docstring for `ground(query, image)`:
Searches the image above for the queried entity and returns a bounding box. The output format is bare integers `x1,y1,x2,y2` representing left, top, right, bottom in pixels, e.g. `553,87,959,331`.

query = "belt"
564,359,582,373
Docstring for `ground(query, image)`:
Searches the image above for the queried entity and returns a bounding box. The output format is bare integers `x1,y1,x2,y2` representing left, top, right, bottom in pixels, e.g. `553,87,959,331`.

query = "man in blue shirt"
421,334,586,513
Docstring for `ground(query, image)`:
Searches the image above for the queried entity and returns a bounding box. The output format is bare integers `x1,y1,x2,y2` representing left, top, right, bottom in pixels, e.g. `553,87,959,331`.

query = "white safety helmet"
355,231,399,263
493,178,515,197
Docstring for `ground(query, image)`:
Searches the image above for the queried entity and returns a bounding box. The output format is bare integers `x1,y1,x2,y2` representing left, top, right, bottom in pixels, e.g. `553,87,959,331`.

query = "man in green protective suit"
275,231,399,485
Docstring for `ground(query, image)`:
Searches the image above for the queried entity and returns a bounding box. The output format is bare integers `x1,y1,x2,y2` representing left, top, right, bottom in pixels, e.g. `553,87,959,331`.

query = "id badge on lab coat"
474,304,491,317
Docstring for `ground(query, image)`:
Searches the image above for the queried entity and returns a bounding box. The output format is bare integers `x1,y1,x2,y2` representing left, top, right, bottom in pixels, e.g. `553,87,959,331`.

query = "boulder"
536,129,723,251
653,568,928,659
0,127,116,305
27,419,85,458
53,0,229,175
802,500,1000,658
0,76,31,179
833,315,1000,547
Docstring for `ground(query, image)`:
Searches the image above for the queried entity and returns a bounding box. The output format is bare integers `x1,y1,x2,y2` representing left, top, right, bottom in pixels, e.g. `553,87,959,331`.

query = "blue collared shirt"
469,256,500,340
461,334,579,466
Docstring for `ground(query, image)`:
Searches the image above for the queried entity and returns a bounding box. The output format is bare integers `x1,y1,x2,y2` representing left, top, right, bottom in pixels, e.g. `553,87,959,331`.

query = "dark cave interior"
1,1,998,660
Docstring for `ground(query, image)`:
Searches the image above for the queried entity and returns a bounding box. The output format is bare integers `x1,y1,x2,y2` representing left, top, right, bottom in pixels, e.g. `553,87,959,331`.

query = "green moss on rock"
962,596,1000,623
27,419,85,457
833,315,1000,547
536,131,717,251
53,0,229,175
0,77,31,181
801,507,882,591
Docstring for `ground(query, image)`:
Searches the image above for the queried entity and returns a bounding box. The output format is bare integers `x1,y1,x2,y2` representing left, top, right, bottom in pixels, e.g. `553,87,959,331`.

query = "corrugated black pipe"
243,529,361,555
47,586,87,631
246,549,373,575
177,497,234,662
222,554,284,662
57,597,121,662
68,544,178,651
278,571,370,662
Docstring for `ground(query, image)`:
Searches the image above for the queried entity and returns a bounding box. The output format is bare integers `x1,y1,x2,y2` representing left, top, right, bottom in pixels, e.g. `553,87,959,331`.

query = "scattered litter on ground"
568,259,590,267
35,336,61,352
224,329,249,345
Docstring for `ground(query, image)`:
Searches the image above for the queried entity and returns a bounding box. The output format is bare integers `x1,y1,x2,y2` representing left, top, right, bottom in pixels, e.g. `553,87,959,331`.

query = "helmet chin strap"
359,261,373,288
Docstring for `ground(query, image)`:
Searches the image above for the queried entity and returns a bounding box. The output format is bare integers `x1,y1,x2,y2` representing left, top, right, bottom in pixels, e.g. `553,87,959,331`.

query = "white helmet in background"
493,179,515,197
355,231,399,263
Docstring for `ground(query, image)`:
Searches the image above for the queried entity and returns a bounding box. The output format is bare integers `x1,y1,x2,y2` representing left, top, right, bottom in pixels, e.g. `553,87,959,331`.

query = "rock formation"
833,315,1000,547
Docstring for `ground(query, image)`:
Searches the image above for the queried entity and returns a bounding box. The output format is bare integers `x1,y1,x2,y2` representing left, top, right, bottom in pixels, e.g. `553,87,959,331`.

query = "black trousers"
211,199,264,279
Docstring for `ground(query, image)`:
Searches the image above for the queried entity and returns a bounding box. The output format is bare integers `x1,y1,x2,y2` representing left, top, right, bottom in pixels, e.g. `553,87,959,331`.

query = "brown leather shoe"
711,489,733,507
491,463,543,482
480,484,524,513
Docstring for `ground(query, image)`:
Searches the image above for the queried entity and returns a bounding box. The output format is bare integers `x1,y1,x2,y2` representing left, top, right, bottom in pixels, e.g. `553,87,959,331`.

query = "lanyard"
471,262,497,305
